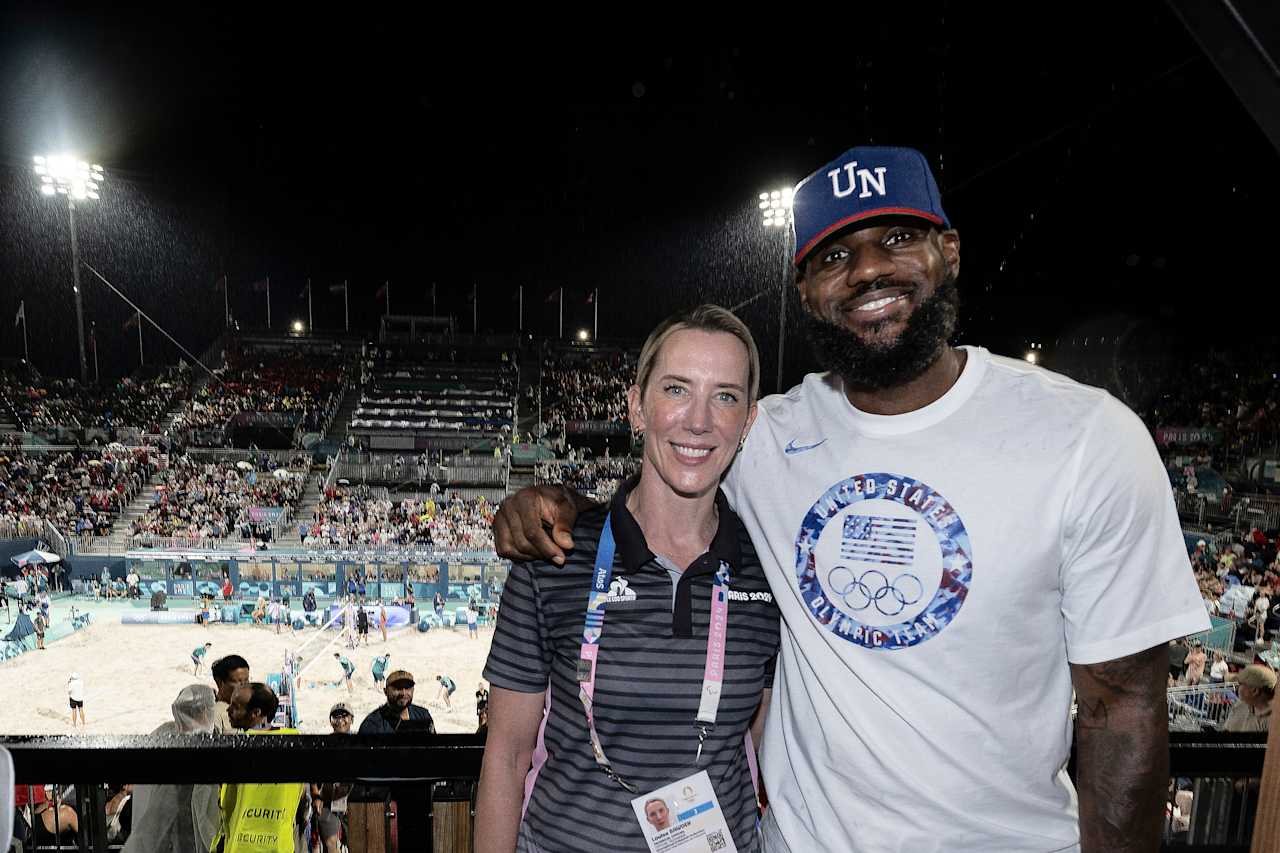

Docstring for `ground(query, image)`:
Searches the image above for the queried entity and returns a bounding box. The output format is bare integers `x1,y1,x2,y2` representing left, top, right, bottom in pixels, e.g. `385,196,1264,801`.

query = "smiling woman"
475,305,780,853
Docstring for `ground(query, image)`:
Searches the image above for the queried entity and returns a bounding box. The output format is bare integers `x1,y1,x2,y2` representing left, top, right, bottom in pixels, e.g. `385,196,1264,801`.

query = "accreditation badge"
630,770,737,853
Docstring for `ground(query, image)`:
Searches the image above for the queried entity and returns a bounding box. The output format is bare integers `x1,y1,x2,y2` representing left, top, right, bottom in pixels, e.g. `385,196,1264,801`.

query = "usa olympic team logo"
795,473,972,650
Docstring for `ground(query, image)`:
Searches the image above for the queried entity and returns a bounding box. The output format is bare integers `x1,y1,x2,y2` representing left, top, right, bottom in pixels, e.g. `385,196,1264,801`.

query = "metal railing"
181,447,304,467
1168,683,1239,732
40,521,71,560
0,731,1264,852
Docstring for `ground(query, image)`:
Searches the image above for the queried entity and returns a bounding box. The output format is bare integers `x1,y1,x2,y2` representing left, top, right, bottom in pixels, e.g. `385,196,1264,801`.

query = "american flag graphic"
842,515,917,566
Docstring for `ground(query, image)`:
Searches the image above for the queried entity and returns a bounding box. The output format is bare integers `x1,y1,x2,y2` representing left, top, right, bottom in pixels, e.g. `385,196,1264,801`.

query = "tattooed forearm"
1071,645,1168,853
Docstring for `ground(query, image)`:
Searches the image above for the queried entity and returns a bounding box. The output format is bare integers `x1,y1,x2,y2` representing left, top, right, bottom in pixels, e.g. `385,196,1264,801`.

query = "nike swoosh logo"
784,438,828,455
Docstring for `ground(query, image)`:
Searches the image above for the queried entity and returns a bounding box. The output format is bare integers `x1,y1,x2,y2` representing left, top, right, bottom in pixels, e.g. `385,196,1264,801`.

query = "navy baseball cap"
791,146,950,267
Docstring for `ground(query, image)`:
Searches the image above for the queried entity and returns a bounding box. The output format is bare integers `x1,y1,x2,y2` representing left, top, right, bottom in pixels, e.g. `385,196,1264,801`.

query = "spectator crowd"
1,367,191,435
129,455,303,545
171,351,346,439
303,486,495,551
534,457,639,503
534,349,634,449
0,446,154,539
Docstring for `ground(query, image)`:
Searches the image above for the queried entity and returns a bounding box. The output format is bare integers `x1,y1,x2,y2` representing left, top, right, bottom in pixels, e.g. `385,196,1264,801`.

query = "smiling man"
495,145,1208,852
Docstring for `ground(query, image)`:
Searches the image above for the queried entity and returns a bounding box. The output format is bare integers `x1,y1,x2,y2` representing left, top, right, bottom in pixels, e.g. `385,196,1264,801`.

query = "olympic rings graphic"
827,566,925,617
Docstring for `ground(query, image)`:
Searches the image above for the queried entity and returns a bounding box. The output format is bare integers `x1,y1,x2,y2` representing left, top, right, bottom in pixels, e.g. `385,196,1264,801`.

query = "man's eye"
884,230,914,247
821,248,848,265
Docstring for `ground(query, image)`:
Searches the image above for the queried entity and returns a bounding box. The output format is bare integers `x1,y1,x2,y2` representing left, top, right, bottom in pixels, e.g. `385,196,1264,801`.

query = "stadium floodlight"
1024,351,1039,364
35,153,105,385
757,184,795,393
760,186,793,229
292,320,304,333
576,328,590,342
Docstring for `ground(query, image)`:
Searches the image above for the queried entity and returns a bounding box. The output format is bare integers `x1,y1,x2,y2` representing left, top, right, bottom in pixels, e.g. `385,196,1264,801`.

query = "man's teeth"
673,445,711,458
856,294,906,312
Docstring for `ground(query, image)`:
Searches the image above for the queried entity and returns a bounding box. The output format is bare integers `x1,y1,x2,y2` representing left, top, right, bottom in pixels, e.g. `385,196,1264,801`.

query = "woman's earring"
633,429,644,444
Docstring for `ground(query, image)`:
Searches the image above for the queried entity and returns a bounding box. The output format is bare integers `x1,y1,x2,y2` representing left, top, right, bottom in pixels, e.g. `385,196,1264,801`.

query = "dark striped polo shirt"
484,479,780,853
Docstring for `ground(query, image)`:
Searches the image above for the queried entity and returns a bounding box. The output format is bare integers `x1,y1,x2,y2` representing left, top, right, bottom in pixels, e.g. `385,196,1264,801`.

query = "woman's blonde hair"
635,304,760,404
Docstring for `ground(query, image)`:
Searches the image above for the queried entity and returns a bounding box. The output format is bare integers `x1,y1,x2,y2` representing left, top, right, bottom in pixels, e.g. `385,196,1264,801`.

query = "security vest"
211,729,303,853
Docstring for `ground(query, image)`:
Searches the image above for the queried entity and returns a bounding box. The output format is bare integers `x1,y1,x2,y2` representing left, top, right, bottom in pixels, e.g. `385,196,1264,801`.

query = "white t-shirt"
466,608,478,626
1211,659,1229,681
68,677,85,702
723,347,1209,853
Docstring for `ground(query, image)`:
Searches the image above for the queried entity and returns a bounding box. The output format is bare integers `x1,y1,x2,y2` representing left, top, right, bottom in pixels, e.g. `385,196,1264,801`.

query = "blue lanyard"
576,512,731,792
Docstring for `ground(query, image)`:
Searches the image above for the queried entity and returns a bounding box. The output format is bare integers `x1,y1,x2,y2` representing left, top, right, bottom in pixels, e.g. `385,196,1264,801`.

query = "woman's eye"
716,392,739,404
664,384,687,396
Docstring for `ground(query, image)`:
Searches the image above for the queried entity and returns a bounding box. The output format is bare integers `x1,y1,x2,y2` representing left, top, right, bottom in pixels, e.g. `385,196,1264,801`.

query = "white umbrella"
87,459,103,467
273,469,291,480
235,461,253,471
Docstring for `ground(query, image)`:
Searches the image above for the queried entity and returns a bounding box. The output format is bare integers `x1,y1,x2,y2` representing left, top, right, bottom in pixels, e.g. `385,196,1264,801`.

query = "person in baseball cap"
789,145,961,394
1226,664,1276,731
357,669,434,735
327,701,354,734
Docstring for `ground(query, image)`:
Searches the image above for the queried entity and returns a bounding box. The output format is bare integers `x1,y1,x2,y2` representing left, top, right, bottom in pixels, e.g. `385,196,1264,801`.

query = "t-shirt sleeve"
482,562,552,693
1060,395,1211,665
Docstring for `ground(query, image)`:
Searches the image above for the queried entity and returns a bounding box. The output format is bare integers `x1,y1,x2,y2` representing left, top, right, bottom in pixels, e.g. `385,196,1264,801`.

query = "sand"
0,599,495,735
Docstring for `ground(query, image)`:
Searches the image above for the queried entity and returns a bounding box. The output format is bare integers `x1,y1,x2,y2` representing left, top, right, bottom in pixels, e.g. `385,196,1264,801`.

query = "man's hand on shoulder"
493,484,592,565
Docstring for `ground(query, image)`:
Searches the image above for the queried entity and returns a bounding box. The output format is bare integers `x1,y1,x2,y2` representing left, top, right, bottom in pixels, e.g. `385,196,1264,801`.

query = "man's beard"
802,272,960,392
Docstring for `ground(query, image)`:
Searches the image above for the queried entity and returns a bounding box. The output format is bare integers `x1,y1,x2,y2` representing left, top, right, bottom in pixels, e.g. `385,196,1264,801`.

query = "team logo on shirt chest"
795,472,973,650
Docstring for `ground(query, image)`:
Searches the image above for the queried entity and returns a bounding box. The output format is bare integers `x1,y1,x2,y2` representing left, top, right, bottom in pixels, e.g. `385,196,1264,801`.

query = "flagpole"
307,278,313,331
344,280,349,332
137,309,144,366
518,285,523,332
386,281,391,318
91,323,99,384
593,288,598,340
559,289,564,339
21,312,29,365
473,284,478,335
266,276,272,329
431,282,437,317
223,274,229,328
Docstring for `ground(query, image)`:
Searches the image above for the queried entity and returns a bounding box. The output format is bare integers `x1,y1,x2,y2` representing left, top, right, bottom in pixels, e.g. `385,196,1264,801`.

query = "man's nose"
845,242,897,290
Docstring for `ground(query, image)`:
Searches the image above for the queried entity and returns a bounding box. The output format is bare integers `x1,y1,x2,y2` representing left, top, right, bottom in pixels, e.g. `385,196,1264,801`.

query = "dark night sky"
1,5,1278,390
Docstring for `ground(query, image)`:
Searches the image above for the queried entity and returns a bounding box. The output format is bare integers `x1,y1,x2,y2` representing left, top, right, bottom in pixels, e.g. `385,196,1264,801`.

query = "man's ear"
938,229,961,279
794,267,810,313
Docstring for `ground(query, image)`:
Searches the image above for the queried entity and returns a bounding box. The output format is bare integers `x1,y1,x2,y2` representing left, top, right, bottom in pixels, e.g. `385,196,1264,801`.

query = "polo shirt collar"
607,474,743,575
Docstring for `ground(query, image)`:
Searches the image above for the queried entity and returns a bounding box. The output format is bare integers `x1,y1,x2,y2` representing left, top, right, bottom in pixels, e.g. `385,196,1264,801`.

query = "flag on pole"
585,290,594,304
214,275,226,291
546,288,562,303
299,281,310,298
251,277,269,293
329,282,348,295
123,312,140,331
14,301,24,327
375,283,387,300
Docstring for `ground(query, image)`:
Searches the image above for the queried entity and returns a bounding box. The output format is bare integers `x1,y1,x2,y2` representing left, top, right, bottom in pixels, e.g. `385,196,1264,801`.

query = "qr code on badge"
706,829,726,851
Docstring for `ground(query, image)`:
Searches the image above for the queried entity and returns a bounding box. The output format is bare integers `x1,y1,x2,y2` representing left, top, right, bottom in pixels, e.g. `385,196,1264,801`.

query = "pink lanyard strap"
577,514,731,792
